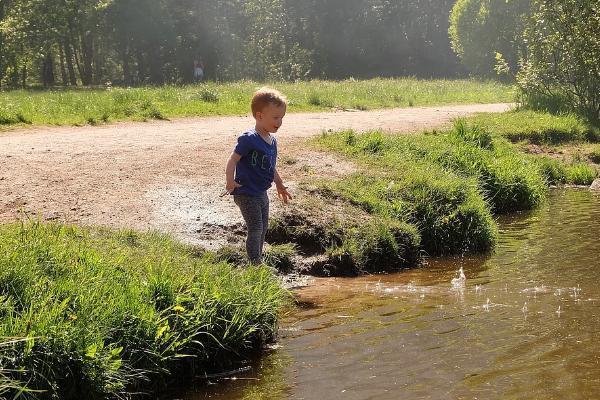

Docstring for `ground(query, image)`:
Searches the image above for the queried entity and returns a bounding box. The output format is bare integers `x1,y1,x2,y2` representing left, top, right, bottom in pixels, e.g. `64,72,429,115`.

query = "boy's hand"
276,184,292,204
225,181,242,194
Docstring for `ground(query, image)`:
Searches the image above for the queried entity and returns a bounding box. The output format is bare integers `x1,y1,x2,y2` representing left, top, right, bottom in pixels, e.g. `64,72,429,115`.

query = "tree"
0,0,9,88
0,0,469,86
518,0,600,121
449,0,531,77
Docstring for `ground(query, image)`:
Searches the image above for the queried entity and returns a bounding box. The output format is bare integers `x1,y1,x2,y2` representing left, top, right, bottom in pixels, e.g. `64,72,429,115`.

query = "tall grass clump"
0,222,288,399
564,164,598,185
318,166,497,256
532,156,597,186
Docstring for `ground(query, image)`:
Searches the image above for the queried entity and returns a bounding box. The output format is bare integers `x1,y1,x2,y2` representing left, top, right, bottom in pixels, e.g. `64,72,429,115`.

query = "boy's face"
256,103,286,134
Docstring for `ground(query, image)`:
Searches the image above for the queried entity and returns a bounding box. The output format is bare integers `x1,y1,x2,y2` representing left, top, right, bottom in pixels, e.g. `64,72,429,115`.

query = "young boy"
225,88,292,265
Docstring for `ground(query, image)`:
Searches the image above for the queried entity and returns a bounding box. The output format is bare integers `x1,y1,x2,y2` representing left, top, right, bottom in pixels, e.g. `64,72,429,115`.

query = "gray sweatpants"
233,192,269,264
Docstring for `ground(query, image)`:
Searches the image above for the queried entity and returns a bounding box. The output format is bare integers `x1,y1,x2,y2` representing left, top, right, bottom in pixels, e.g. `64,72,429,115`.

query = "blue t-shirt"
232,129,277,196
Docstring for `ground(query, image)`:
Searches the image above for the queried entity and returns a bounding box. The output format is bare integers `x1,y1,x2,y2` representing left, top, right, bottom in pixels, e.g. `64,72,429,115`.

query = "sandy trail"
0,103,511,248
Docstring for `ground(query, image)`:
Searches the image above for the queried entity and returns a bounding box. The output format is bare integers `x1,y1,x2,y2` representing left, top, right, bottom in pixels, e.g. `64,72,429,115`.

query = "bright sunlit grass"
0,222,288,398
0,78,515,128
466,110,600,144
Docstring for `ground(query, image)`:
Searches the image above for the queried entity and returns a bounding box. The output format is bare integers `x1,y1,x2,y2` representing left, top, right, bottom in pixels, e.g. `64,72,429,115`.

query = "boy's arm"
225,152,242,193
274,169,292,204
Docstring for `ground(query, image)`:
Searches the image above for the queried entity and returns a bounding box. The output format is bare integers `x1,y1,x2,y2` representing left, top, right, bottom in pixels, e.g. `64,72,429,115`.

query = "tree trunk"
93,35,103,84
0,31,3,90
120,43,132,86
59,44,68,85
0,0,6,89
80,31,93,85
147,46,163,85
73,43,84,84
63,40,77,86
21,64,26,89
42,51,55,87
136,50,145,85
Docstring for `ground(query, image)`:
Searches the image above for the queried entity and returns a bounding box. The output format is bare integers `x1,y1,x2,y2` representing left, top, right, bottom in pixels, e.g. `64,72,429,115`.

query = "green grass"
467,110,600,144
304,120,597,260
0,221,288,399
533,156,597,186
0,78,515,128
589,145,600,164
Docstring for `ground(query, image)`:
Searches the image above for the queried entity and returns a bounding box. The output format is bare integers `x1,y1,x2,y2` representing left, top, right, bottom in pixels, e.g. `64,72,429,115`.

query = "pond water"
178,189,600,400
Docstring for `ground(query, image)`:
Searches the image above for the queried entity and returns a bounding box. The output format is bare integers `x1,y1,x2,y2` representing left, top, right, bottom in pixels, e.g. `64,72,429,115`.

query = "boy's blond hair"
251,87,287,117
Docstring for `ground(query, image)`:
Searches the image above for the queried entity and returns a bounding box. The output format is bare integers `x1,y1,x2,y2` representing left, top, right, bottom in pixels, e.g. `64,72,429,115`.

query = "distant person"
193,59,204,82
224,88,292,265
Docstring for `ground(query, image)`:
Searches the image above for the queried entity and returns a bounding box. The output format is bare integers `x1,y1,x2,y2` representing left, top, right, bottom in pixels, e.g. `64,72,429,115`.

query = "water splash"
451,267,466,289
483,298,491,312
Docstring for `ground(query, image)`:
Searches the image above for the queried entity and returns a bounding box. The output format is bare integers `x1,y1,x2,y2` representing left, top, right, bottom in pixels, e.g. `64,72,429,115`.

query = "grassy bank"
467,110,600,145
0,222,288,399
0,78,514,128
266,120,597,274
464,110,600,182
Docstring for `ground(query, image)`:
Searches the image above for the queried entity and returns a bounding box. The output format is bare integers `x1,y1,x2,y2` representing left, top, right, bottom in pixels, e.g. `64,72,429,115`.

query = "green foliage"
0,222,288,399
0,0,465,87
518,0,600,121
449,0,530,77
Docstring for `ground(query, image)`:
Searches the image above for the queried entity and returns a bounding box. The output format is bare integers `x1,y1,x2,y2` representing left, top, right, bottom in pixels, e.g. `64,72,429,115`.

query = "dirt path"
0,103,512,248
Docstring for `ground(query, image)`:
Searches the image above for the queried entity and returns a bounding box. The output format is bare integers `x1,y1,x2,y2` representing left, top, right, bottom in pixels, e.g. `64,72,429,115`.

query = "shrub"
314,123,562,255
452,119,493,149
449,0,530,77
198,88,220,103
518,0,600,122
321,169,497,256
